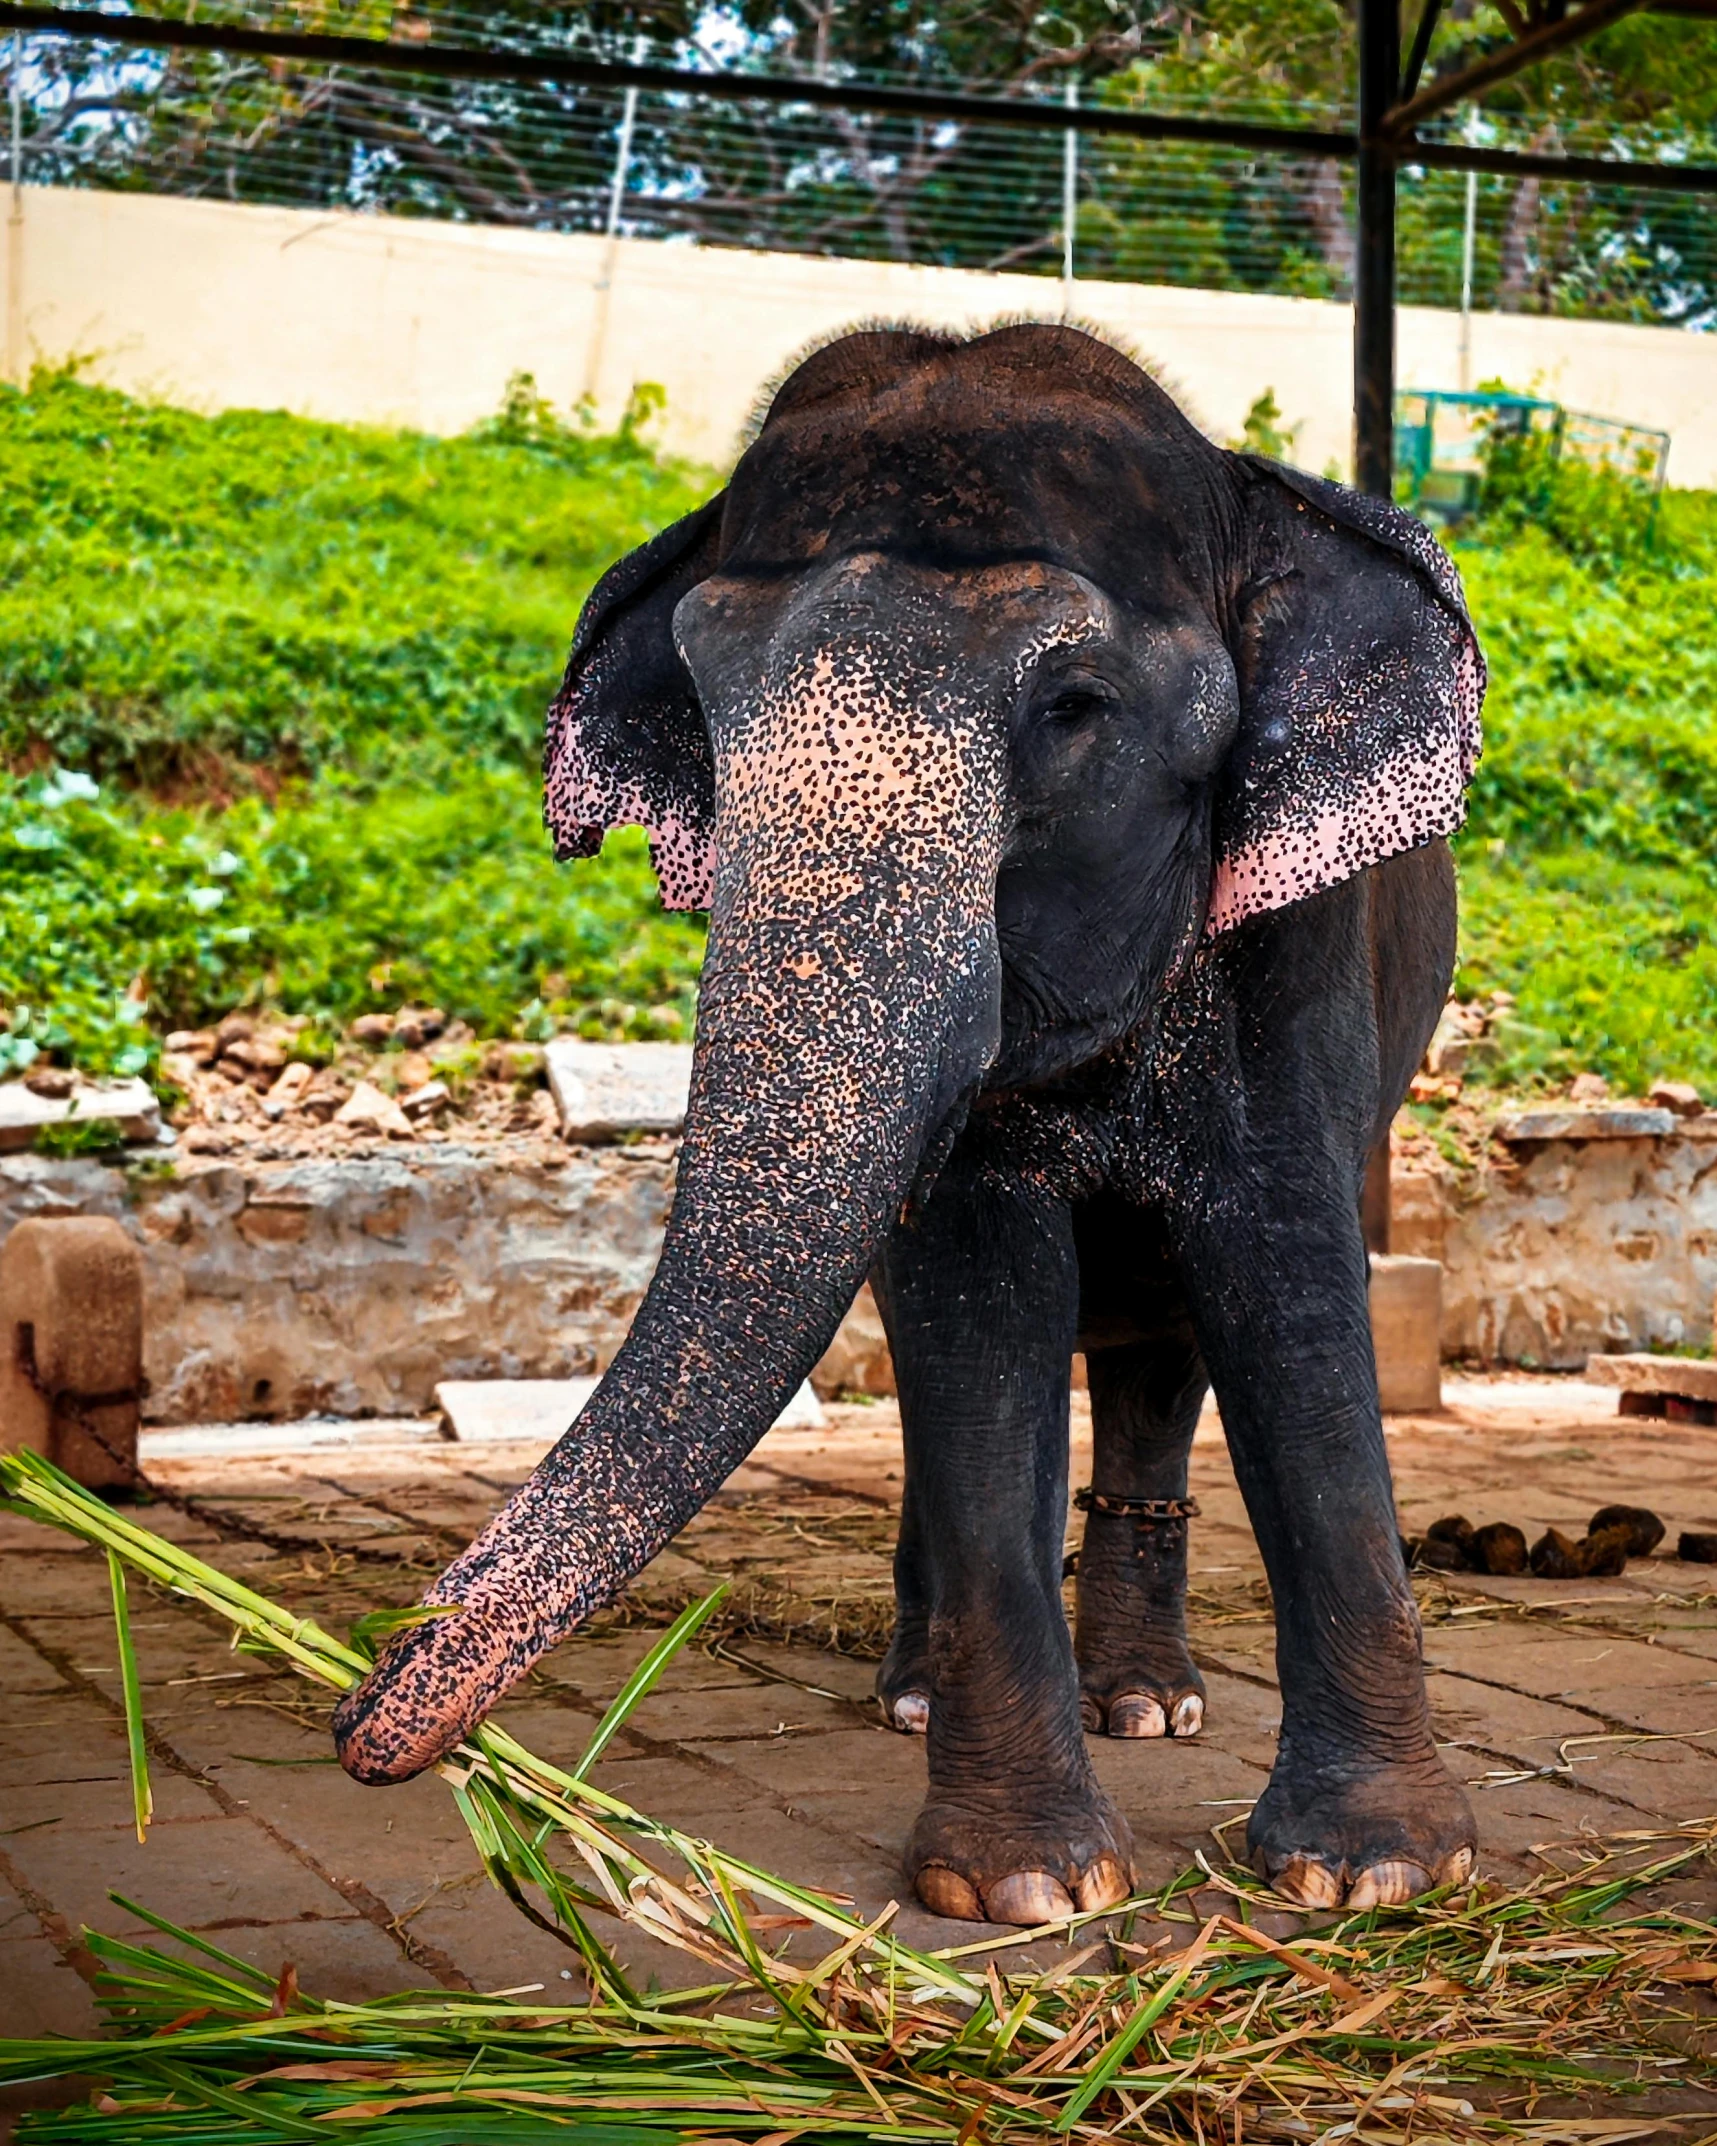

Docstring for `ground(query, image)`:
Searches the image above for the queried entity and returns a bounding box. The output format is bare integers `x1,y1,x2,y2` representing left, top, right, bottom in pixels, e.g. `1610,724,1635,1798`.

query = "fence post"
1061,77,1077,319
1353,0,1398,498
583,56,643,408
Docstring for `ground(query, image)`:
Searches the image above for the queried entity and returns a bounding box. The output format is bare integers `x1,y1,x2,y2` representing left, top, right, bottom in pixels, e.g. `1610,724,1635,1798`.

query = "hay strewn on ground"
4,1449,1717,2144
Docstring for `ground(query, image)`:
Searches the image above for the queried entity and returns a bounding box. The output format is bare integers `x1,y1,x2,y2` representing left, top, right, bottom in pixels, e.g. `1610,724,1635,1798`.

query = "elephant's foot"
1247,1748,1476,1909
877,1628,931,1735
1078,1643,1206,1740
908,1789,1135,1925
1075,1512,1204,1739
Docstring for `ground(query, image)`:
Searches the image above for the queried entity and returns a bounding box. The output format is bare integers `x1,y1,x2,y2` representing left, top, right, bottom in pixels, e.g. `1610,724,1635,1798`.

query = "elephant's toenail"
1268,1857,1346,1909
1438,1845,1475,1887
1075,1856,1131,1914
1346,1860,1432,1909
891,1692,929,1735
984,1871,1077,1925
915,1866,985,1921
1109,1693,1167,1739
1079,1693,1104,1734
1170,1693,1204,1737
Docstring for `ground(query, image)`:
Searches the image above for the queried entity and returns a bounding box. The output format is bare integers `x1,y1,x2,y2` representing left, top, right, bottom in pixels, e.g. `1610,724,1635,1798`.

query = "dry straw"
3,1446,1716,2143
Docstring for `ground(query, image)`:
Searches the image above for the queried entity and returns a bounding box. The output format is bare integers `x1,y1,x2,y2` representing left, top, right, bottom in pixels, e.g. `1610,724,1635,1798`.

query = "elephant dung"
1529,1524,1632,1580
1587,1503,1665,1558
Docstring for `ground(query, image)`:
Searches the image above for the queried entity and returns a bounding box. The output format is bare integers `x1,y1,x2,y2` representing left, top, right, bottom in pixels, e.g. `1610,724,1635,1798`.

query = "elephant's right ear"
543,493,726,911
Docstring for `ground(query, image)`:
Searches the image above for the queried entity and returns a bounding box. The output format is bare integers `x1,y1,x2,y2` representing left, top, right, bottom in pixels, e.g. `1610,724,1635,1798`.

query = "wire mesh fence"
9,7,1717,330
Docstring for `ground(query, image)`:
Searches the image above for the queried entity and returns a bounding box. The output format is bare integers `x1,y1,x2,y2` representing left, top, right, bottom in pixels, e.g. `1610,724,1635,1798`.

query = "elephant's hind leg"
1076,1321,1208,1740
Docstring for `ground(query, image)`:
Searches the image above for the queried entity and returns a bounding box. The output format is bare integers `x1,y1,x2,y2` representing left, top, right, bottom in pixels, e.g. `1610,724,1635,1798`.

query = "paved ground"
6,1375,1717,2053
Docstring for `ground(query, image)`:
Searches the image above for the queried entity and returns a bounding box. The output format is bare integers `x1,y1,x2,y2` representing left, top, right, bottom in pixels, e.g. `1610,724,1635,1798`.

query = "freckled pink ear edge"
1206,469,1485,938
541,716,716,911
1206,630,1483,936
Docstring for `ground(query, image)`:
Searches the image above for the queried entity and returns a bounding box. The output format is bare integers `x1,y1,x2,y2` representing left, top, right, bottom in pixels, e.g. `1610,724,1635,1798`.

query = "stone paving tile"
9,1376,1717,2026
0,1630,76,1700
0,1710,146,1788
588,1751,784,1826
711,1640,878,1705
2,1814,357,1943
621,1682,858,1745
1,1766,221,1836
0,1937,102,2037
678,1723,928,1808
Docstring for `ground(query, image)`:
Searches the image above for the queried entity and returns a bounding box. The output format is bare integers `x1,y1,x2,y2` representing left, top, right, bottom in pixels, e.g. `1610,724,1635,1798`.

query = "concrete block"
1586,1352,1717,1402
0,1216,143,1487
811,1282,896,1399
0,1077,160,1153
1370,1253,1442,1413
544,1041,693,1142
436,1373,824,1446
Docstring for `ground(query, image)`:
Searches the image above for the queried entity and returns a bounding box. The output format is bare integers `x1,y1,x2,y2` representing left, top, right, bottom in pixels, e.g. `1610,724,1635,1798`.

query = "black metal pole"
1356,0,1400,1258
1354,0,1399,499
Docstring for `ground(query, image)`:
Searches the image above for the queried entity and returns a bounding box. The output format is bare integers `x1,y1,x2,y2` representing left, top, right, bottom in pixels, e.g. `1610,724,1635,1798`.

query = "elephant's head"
333,324,1481,1784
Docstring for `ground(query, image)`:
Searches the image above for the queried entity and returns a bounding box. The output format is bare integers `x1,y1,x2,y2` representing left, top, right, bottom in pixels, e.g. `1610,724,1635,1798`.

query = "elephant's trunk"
334,642,1003,1783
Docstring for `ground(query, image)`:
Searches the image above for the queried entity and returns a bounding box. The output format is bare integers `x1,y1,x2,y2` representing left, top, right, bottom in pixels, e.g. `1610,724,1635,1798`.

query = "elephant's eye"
1040,687,1108,729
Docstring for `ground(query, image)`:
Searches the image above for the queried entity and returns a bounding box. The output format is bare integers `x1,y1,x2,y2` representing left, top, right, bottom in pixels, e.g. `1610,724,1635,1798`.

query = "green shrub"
1469,398,1667,570
0,366,702,787
0,765,705,1076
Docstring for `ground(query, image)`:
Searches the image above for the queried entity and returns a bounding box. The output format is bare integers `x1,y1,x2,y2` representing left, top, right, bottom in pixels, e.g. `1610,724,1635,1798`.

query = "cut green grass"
4,1447,1717,2142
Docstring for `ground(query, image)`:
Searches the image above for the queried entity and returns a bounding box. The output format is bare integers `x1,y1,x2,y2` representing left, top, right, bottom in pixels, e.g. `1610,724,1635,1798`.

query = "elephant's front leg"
875,1162,1134,1926
1076,1323,1208,1741
1170,1191,1475,1911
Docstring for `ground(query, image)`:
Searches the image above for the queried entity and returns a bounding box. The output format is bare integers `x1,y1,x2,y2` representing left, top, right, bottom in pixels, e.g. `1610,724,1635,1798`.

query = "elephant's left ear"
1207,458,1485,936
543,493,726,911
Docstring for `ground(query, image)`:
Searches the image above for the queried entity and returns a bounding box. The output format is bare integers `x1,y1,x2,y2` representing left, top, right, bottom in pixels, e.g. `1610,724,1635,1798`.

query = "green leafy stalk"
106,1549,153,1845
569,1586,729,1782
1053,1957,1198,2129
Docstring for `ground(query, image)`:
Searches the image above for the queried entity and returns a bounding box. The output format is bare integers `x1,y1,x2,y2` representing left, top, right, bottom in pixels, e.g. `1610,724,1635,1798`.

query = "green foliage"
0,364,699,788
1450,496,1717,1093
0,371,711,1075
1229,389,1299,461
5,373,1717,1101
0,766,706,1076
1471,405,1664,569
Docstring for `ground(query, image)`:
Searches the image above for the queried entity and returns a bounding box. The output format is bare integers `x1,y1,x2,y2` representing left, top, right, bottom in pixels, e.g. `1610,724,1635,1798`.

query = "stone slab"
435,1375,824,1445
140,1415,442,1460
544,1040,693,1142
1586,1353,1717,1402
1493,1105,1675,1143
0,1077,161,1152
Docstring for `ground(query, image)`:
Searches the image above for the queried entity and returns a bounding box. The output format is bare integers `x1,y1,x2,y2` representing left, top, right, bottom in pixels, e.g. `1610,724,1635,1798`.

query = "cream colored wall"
5,182,1714,483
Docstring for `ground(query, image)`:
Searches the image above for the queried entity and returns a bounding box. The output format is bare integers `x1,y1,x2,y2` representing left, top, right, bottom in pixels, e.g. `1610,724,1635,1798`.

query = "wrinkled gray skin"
334,324,1485,1928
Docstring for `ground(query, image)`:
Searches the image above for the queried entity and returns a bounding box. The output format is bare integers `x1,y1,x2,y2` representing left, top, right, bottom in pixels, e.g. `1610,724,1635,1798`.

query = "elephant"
333,321,1486,1926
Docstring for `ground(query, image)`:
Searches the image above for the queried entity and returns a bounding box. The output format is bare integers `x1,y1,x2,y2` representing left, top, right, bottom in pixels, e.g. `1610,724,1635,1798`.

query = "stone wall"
1393,1129,1717,1368
0,1144,675,1422
5,1123,1714,1418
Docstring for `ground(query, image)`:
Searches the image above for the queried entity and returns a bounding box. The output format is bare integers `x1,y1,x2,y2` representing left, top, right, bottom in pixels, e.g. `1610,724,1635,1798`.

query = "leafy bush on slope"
3,369,1717,1094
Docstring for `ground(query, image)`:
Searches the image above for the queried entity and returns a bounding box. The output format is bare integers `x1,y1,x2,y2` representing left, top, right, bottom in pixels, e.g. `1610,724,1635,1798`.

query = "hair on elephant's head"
332,324,1483,1786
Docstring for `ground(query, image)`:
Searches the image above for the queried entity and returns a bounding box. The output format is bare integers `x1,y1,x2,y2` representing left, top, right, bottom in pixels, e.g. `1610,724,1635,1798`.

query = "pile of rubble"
161,1008,498,1149
0,1014,698,1164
